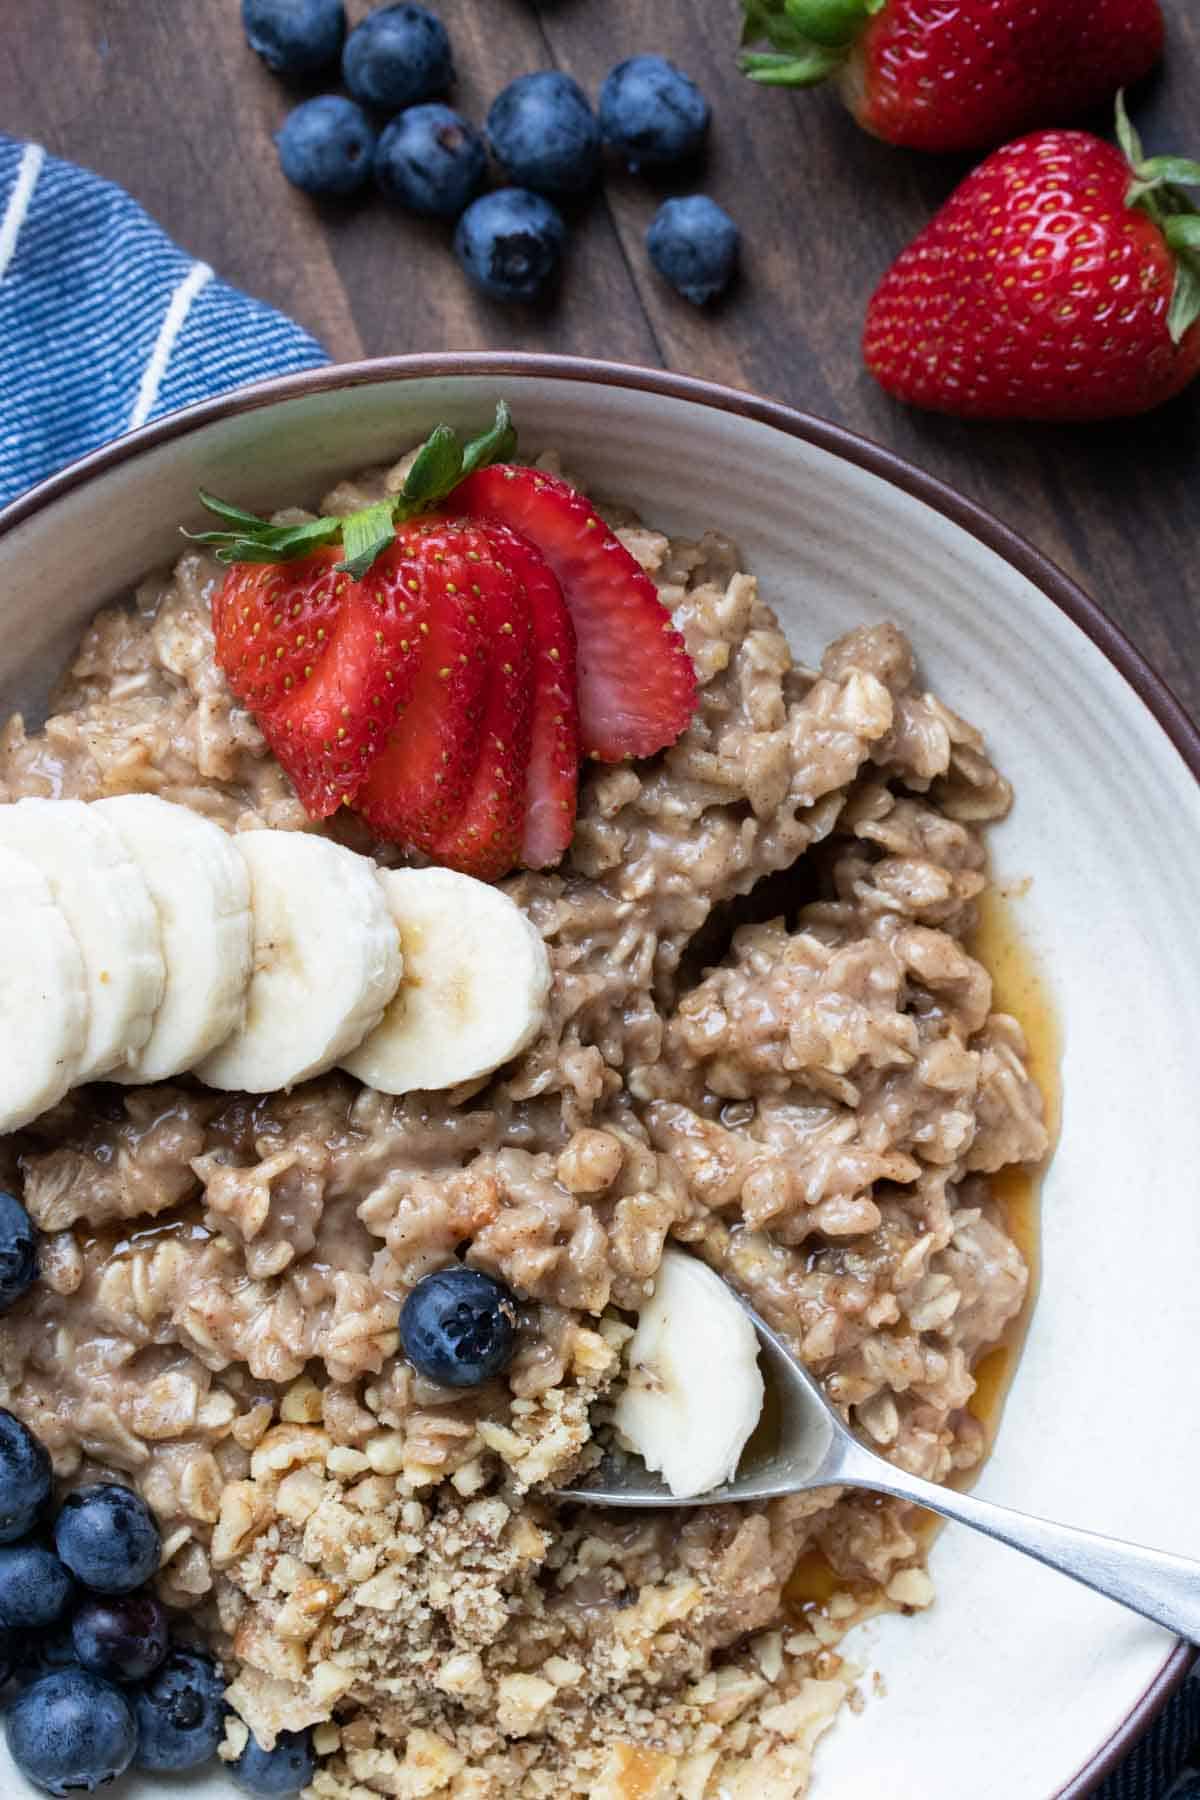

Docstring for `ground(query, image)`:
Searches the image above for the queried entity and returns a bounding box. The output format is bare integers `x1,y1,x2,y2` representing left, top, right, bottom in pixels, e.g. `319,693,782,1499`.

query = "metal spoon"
567,1275,1200,1641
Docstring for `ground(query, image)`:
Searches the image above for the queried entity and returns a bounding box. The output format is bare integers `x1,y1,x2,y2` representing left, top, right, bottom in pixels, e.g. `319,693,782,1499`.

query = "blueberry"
54,1483,161,1595
598,54,710,170
400,1266,518,1385
276,95,377,198
646,195,739,305
5,1669,137,1797
486,71,599,197
72,1589,169,1683
342,4,453,112
0,1626,12,1686
0,1543,75,1630
454,189,566,304
30,1622,77,1675
242,0,345,75
375,103,485,219
133,1644,228,1772
0,1407,51,1542
231,1726,316,1796
0,1191,39,1314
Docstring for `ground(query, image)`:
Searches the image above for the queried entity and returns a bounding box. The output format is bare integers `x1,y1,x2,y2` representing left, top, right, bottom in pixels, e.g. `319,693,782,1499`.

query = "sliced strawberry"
433,552,533,882
453,465,697,763
480,522,579,870
262,557,431,816
355,521,512,852
211,549,346,716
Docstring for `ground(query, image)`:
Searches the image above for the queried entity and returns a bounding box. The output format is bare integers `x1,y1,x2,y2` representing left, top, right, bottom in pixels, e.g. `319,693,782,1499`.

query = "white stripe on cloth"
0,143,45,284
127,258,213,429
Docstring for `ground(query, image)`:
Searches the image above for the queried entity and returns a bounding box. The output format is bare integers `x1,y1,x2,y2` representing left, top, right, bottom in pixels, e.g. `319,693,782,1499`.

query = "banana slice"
613,1248,764,1499
196,830,402,1093
340,867,551,1095
0,798,164,1080
0,844,88,1131
94,794,253,1083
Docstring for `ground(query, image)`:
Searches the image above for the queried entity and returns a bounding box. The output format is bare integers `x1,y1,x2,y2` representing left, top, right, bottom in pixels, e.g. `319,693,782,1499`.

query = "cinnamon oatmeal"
0,449,1048,1798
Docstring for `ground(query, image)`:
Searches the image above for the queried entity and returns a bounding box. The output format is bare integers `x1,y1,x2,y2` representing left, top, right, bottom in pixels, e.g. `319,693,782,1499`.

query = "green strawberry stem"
739,0,883,82
1116,93,1200,345
184,402,517,579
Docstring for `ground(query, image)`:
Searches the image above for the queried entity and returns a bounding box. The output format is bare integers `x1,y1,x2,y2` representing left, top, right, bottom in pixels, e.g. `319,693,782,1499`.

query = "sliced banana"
613,1248,764,1499
0,844,88,1131
196,830,402,1093
94,794,253,1083
340,866,551,1095
0,798,164,1080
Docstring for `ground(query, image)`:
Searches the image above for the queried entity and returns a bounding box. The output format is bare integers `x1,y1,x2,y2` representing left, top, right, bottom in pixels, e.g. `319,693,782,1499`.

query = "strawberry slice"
433,550,533,882
453,465,697,763
355,521,513,852
480,522,579,870
262,557,431,817
211,549,346,716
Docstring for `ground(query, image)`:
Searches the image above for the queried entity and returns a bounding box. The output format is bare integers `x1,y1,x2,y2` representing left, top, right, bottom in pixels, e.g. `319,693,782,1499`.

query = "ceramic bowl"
1,355,1198,1800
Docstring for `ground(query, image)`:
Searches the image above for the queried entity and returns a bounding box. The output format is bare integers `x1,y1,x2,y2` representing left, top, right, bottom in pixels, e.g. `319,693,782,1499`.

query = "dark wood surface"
3,0,1198,716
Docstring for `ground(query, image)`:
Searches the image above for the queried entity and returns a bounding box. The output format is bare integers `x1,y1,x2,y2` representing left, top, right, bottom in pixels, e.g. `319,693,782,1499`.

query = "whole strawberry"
863,106,1200,422
740,0,1163,155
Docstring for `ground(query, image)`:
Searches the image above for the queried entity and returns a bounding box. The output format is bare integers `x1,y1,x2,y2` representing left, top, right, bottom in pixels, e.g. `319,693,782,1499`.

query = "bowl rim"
0,349,1194,1796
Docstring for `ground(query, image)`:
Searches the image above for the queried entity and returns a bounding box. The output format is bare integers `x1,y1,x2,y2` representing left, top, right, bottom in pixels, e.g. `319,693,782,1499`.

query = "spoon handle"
840,1450,1200,1642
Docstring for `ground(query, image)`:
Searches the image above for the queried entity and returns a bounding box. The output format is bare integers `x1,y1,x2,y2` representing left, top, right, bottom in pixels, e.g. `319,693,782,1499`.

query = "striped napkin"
0,134,327,509
0,133,1196,1800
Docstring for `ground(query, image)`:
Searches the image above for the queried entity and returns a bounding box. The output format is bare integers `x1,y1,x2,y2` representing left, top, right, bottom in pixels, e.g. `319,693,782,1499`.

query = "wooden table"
4,0,1198,716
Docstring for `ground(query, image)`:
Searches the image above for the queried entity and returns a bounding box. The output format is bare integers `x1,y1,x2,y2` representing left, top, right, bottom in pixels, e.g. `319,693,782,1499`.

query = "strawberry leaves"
739,0,881,82
185,401,518,577
1117,92,1200,345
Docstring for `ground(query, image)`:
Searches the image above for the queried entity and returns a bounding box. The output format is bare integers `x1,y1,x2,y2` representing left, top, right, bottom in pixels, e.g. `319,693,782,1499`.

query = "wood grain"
2,0,1197,713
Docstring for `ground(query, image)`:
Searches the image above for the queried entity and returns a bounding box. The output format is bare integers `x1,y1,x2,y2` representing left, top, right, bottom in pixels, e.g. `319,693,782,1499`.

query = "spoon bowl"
566,1265,1200,1648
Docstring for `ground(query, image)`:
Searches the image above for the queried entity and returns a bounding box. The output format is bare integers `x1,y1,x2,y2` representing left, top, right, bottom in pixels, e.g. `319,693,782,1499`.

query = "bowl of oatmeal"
0,354,1198,1800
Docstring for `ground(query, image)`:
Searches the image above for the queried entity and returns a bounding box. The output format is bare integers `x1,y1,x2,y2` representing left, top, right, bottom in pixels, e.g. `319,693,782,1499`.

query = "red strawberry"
863,120,1200,421
453,465,696,763
261,554,432,817
740,0,1164,155
211,549,346,717
355,521,514,853
479,523,579,870
433,549,534,882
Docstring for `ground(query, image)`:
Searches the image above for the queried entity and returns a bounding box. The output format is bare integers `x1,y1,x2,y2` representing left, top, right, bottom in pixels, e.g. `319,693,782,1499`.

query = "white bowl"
1,355,1198,1800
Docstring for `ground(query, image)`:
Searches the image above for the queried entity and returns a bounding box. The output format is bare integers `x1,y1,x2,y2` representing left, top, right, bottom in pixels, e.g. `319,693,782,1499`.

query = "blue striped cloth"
0,134,327,508
0,134,1195,1800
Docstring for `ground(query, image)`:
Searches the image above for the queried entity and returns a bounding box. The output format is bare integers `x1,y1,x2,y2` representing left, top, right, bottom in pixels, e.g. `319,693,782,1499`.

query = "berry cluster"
242,0,739,306
0,1409,312,1796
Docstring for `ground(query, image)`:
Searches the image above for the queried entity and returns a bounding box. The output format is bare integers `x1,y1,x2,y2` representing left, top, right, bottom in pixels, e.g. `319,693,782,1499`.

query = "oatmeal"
0,451,1048,1798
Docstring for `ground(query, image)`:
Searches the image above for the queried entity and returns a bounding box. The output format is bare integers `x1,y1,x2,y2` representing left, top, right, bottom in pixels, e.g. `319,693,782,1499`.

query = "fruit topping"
53,1482,162,1595
400,1266,519,1387
132,1645,229,1772
0,1407,52,1542
453,463,698,761
71,1589,170,1684
341,866,551,1095
5,1668,138,1798
612,1249,765,1498
0,1191,39,1317
230,1725,317,1796
195,407,697,879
